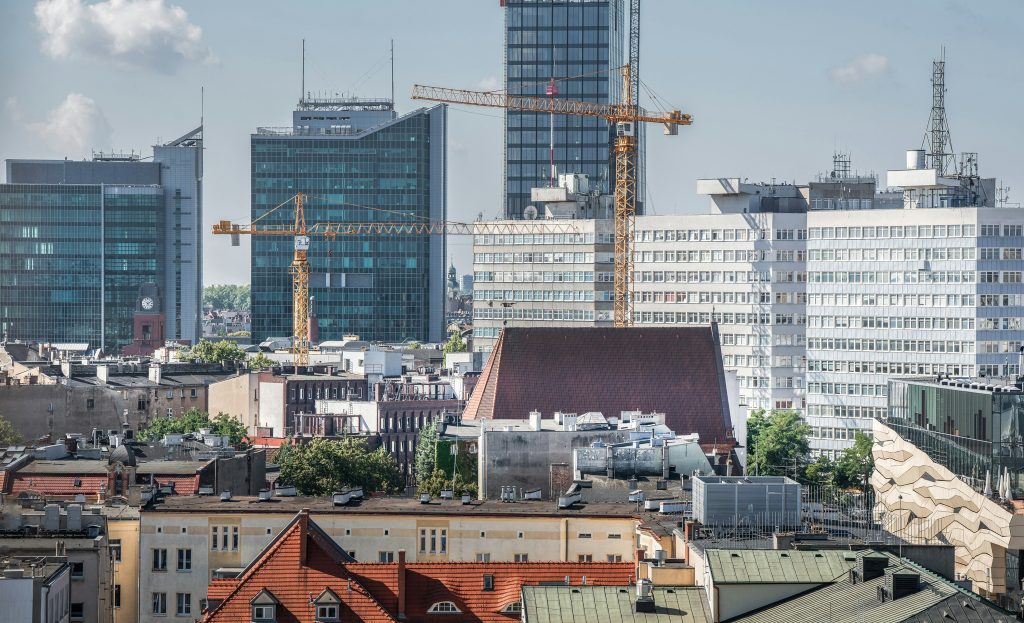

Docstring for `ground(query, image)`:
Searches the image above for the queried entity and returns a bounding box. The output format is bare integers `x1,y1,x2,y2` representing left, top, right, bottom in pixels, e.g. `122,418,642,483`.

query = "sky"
1,0,1022,286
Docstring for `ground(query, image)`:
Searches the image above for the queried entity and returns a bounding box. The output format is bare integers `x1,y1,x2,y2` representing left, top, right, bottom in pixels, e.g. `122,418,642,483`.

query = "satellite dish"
523,205,538,220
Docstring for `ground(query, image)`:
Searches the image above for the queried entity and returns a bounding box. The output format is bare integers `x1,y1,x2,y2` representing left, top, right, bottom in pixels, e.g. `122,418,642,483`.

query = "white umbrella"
984,470,992,497
1007,469,1015,503
996,472,1004,500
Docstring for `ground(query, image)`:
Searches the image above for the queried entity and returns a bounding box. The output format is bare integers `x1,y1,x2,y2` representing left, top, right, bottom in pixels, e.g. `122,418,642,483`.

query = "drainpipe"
397,549,407,620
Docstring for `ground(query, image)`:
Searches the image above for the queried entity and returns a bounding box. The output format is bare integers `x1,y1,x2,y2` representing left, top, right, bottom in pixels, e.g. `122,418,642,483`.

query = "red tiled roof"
9,474,108,496
464,327,734,442
151,475,199,495
249,436,288,448
0,470,8,494
202,511,635,623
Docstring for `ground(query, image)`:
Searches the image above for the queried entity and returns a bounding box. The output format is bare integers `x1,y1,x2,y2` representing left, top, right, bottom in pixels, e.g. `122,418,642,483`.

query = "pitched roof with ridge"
522,585,711,623
706,549,874,585
733,558,1017,623
463,327,733,443
201,510,635,623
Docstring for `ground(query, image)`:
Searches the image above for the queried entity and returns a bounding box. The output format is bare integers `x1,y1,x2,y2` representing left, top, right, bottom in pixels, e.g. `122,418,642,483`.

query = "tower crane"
212,192,580,366
412,65,691,327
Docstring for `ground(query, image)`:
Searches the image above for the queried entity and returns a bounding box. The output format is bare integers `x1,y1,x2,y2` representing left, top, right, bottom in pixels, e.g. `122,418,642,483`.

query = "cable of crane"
513,64,623,91
305,194,436,222
248,195,303,227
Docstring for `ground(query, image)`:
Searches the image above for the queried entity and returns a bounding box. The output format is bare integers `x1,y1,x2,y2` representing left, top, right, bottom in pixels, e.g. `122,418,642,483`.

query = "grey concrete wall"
480,429,631,499
576,446,662,477
211,450,267,496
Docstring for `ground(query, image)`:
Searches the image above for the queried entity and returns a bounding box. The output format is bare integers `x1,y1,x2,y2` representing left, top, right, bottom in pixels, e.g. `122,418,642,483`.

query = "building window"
70,561,84,579
578,554,593,562
153,548,167,571
517,532,524,539
514,553,529,562
440,529,447,553
113,584,121,608
176,593,191,616
86,399,94,409
232,526,239,550
109,539,122,562
152,592,167,615
420,529,427,553
607,554,623,562
500,602,522,614
176,548,191,572
221,527,229,550
379,551,394,563
427,602,461,614
476,553,491,562
70,602,84,620
607,533,621,540
577,533,592,539
252,605,275,621
482,574,494,591
316,605,339,621
210,526,218,550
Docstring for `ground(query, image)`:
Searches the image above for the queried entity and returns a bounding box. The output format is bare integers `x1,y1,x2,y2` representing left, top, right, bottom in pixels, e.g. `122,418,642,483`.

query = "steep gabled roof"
464,327,733,443
201,511,635,623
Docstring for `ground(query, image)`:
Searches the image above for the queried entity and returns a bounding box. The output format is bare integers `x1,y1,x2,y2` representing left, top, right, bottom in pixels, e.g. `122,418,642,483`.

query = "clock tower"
122,283,165,356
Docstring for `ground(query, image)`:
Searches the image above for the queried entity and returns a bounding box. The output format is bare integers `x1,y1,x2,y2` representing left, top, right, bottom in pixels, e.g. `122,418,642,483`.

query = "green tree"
140,408,249,448
247,352,275,371
442,332,467,354
417,468,478,498
415,419,439,481
747,409,811,477
179,339,246,365
833,432,875,493
273,438,404,496
203,284,250,311
0,414,22,446
227,330,251,337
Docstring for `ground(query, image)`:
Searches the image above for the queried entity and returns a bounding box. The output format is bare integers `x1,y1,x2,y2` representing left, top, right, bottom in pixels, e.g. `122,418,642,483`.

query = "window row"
808,224,978,239
474,252,596,264
474,271,595,283
808,270,976,284
809,247,977,261
807,360,974,376
634,270,777,284
807,315,976,330
806,338,975,353
808,293,977,307
474,308,595,321
635,249,805,263
474,233,595,246
474,289,595,302
806,383,889,397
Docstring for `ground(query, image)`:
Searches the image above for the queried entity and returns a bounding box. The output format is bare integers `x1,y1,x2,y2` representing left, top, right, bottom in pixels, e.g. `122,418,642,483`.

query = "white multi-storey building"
472,164,1024,455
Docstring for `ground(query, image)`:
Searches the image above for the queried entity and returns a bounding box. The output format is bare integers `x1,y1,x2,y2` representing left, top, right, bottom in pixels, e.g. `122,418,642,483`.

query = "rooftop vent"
219,491,232,502
419,493,430,504
886,572,920,600
198,486,215,496
635,579,655,613
859,555,889,581
257,489,272,502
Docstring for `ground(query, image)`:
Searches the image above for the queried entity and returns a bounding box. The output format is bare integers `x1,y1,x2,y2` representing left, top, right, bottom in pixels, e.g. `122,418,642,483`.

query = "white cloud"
830,53,889,83
25,93,113,155
34,0,214,73
477,76,501,91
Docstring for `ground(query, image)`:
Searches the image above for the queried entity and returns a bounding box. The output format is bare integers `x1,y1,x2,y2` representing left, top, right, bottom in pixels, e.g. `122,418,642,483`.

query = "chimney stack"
397,549,407,620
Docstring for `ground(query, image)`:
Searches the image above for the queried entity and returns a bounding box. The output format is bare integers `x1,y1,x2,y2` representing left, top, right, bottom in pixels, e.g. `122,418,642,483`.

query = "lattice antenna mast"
925,53,954,175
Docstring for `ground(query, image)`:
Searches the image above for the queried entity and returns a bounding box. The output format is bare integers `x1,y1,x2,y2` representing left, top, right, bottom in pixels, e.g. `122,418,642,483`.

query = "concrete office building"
472,156,1024,455
501,0,626,219
1,128,204,349
250,97,446,343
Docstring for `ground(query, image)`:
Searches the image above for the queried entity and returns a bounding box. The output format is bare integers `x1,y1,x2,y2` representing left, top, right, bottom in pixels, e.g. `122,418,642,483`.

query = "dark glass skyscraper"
1,131,202,350
0,183,164,350
250,99,446,344
502,0,625,219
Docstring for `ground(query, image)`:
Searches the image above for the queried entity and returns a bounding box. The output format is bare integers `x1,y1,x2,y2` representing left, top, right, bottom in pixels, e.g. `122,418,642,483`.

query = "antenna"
301,39,306,101
390,38,395,106
200,86,204,128
924,48,954,175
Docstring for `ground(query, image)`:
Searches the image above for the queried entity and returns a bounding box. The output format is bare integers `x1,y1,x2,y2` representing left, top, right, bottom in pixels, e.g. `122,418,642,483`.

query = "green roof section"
522,585,710,623
731,561,1002,623
706,549,887,585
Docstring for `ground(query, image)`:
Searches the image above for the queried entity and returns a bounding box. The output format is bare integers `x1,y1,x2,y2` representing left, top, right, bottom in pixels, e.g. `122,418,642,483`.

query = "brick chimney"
397,549,407,620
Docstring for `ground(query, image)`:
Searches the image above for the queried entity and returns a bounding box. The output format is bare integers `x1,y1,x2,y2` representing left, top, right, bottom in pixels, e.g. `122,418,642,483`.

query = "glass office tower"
250,99,446,344
502,0,626,219
0,183,164,350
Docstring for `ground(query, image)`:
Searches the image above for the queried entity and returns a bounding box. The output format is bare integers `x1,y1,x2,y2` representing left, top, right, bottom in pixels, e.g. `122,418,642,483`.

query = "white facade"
472,179,1024,455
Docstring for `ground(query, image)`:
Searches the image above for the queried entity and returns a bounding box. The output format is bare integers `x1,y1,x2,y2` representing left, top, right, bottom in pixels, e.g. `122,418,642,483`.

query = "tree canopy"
0,414,22,446
273,438,404,496
746,409,811,477
179,339,247,365
139,408,248,448
247,352,275,371
442,332,467,354
203,284,250,311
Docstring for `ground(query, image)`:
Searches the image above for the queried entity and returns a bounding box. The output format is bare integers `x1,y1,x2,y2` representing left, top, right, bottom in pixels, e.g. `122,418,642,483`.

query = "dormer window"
499,602,522,615
314,588,341,622
428,602,462,614
250,588,279,622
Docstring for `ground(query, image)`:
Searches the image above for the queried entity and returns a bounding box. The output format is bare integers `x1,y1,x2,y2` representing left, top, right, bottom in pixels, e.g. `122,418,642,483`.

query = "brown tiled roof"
464,326,733,443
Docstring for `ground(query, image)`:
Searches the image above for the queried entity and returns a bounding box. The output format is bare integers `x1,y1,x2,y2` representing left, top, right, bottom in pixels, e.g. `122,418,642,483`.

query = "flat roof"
522,586,710,623
706,549,891,585
144,495,657,519
18,458,208,475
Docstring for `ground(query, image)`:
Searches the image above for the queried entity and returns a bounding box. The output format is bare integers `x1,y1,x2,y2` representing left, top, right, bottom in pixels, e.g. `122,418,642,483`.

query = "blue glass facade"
250,105,446,344
503,0,625,219
0,183,164,349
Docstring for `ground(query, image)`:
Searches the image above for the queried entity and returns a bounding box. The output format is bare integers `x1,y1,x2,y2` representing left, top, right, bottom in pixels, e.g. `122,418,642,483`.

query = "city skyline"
1,0,1023,286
